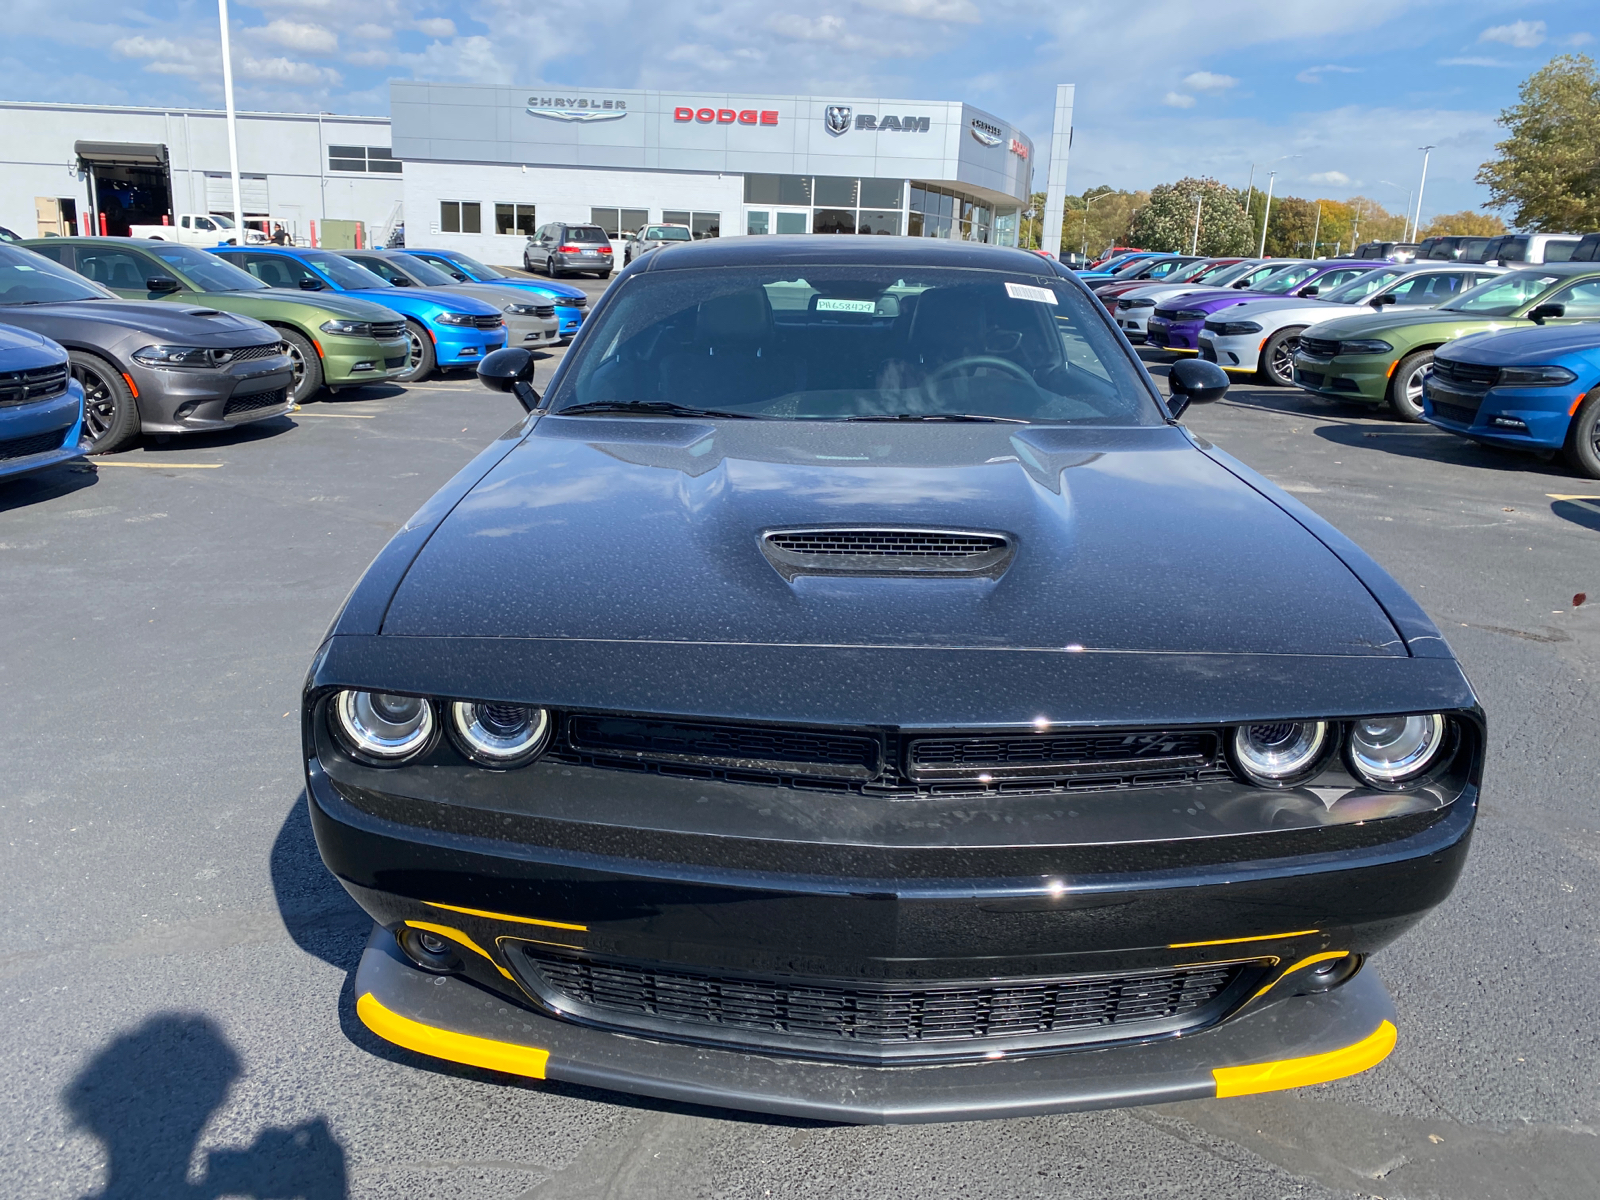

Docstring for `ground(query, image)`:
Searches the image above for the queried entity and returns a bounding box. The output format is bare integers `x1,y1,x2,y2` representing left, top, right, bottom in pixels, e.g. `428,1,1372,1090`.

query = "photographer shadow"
64,1012,348,1199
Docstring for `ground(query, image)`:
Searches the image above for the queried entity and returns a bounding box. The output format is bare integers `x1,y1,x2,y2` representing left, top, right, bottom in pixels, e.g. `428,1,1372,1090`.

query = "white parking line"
296,412,377,419
96,462,223,469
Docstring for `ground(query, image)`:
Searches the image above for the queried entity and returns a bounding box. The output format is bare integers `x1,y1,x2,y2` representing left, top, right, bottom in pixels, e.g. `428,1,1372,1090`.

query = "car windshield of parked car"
1254,264,1328,294
362,254,456,288
1439,271,1563,316
645,226,692,241
566,227,610,244
148,244,268,292
1193,261,1255,286
430,252,502,280
0,246,116,303
1112,257,1170,279
1323,268,1408,302
1165,259,1218,283
549,265,1160,425
300,254,388,290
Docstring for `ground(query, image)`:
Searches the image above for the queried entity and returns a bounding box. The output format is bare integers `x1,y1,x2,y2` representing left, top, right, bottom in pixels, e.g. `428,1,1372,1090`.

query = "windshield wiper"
841,412,1030,424
557,401,758,419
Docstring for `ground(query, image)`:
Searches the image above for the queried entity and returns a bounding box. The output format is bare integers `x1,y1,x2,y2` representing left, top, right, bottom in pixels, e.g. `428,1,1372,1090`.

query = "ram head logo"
825,106,852,135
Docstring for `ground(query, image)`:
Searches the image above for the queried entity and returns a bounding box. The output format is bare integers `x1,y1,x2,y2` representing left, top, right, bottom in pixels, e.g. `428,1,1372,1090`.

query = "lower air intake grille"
762,527,1013,578
516,946,1243,1058
1429,401,1480,426
0,429,69,461
223,389,288,420
568,715,881,779
1297,336,1340,359
0,363,70,407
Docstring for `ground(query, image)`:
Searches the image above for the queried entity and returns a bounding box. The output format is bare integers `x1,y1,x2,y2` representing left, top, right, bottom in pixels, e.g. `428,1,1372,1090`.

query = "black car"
305,238,1481,1123
523,222,615,278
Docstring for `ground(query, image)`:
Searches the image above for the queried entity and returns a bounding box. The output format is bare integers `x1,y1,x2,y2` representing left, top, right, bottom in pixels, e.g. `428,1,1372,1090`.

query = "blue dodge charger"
399,248,588,341
1424,321,1600,478
208,246,504,382
0,323,86,484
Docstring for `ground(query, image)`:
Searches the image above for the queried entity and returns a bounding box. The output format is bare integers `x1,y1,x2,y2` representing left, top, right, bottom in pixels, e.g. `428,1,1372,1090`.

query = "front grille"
532,304,556,319
906,731,1218,783
1431,358,1498,389
1430,400,1480,425
0,428,69,461
761,527,1013,578
565,295,588,309
0,363,69,407
223,389,288,420
227,341,286,363
516,945,1243,1057
1298,336,1340,359
568,715,881,779
470,315,505,331
371,321,407,340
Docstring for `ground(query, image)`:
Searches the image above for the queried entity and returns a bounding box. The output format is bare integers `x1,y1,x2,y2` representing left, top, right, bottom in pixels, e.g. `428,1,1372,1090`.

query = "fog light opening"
1292,954,1360,996
398,926,462,974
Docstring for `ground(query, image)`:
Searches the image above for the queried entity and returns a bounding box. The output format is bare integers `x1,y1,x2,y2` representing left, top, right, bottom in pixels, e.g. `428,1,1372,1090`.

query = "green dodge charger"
22,237,410,404
1292,265,1600,421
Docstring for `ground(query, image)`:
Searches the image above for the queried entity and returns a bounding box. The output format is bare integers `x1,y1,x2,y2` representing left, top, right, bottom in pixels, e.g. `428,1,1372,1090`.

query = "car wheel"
1258,327,1305,387
1388,350,1432,422
395,319,436,383
1563,390,1600,479
546,256,563,279
69,351,140,454
598,271,612,280
276,328,323,404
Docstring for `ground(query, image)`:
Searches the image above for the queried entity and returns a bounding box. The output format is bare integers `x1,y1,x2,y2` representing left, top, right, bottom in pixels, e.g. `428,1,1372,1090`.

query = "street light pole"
1190,194,1203,255
1243,162,1255,216
1257,172,1277,257
217,0,245,242
1310,203,1321,258
1081,191,1110,259
1410,145,1435,242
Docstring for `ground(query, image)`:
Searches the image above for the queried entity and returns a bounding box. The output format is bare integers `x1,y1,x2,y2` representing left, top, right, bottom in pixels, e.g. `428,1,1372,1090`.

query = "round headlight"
332,690,434,762
1347,713,1446,785
448,701,550,767
1231,721,1331,786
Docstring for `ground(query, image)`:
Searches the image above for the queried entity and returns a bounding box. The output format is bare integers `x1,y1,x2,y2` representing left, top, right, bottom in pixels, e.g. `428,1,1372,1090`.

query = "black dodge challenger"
304,237,1480,1122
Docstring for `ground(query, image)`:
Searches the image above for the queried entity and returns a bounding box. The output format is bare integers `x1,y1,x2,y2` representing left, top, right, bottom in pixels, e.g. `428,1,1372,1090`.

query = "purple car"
1148,260,1381,354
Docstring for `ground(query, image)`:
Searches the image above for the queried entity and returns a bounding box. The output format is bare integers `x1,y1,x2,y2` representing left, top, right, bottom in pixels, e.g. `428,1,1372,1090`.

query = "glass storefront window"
813,209,856,235
776,212,808,234
495,203,537,236
858,211,901,236
747,211,770,235
860,178,903,208
813,177,859,207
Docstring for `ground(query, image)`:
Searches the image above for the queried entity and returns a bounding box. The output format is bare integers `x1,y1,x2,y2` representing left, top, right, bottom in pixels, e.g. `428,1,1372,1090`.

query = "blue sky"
5,0,1593,225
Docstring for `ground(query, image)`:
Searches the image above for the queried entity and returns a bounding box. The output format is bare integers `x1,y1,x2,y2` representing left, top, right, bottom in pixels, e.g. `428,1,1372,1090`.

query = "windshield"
1440,270,1563,316
645,226,692,241
208,214,236,229
1194,260,1255,286
549,265,1160,425
0,245,115,304
301,254,390,291
435,251,502,280
1323,268,1407,303
1254,264,1325,294
1113,257,1172,279
374,254,456,287
1166,259,1219,283
149,244,267,292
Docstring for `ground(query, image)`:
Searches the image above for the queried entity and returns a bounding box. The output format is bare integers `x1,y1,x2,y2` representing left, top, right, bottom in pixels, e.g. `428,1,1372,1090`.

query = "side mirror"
147,277,181,294
298,278,323,291
1166,359,1230,418
1370,293,1398,307
1297,286,1319,297
450,270,469,281
478,346,541,412
1528,303,1566,325
391,276,412,286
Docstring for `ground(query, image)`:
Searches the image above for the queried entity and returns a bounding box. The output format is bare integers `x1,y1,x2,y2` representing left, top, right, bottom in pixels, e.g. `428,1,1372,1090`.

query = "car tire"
598,271,612,280
395,319,436,384
276,328,323,404
1563,390,1600,479
1257,327,1305,387
69,350,141,454
1388,350,1433,422
546,256,564,279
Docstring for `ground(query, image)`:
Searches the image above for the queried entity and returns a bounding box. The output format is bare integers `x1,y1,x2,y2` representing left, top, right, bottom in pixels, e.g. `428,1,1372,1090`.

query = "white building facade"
390,84,1034,263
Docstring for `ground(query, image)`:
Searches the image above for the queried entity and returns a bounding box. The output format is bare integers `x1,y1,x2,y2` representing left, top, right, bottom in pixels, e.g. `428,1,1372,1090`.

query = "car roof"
633,236,1074,274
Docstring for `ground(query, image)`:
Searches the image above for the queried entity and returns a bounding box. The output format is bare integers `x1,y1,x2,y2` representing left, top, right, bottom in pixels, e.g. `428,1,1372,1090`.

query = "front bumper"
1117,307,1153,342
354,923,1398,1123
431,325,508,369
503,312,561,349
1291,353,1393,402
1423,379,1577,450
321,334,412,386
0,379,87,481
129,351,296,434
1198,332,1264,374
1147,318,1201,353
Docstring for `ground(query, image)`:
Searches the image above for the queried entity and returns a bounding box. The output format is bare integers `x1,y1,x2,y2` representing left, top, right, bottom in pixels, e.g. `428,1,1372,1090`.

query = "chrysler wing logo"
825,105,852,135
526,97,629,122
969,118,1004,147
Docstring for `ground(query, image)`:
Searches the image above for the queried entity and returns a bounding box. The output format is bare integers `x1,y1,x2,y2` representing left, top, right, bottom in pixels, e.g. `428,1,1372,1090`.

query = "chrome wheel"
405,328,426,373
1404,365,1425,409
1269,336,1298,385
73,362,117,441
286,341,307,395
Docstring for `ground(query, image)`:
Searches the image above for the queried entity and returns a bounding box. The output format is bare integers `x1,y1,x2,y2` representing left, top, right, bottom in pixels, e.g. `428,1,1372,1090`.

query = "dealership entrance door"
75,141,172,237
745,208,809,235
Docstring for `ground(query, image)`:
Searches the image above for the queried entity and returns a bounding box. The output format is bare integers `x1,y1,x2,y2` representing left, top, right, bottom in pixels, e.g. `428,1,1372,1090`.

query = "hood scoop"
760,527,1014,581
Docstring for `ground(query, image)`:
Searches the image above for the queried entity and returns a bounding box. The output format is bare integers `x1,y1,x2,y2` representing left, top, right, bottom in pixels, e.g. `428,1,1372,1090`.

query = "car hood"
1156,289,1269,314
1300,308,1518,341
214,289,404,322
1441,323,1600,365
1218,297,1344,324
347,287,499,315
0,299,273,341
0,322,65,364
381,420,1405,656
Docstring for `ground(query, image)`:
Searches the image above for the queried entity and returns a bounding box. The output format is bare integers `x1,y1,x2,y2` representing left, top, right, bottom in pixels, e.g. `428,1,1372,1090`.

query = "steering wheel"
927,355,1034,384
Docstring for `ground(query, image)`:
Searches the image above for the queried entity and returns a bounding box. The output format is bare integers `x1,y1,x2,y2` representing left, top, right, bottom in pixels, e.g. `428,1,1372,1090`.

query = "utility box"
316,219,366,249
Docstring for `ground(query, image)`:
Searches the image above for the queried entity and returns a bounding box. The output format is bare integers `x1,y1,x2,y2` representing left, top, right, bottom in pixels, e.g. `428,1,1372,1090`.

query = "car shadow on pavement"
1550,497,1600,533
1313,421,1578,477
270,793,371,974
130,415,299,454
308,383,407,406
64,1012,349,1199
0,460,97,513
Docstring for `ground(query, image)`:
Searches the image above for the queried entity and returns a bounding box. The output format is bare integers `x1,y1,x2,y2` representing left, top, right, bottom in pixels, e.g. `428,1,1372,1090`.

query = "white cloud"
1163,91,1196,108
1567,32,1594,46
414,17,457,38
1439,56,1513,67
1296,63,1359,83
252,19,338,55
397,35,511,83
350,23,393,41
1308,170,1351,185
1181,71,1236,92
1479,20,1545,48
859,0,980,22
237,54,341,86
343,48,393,67
767,14,868,51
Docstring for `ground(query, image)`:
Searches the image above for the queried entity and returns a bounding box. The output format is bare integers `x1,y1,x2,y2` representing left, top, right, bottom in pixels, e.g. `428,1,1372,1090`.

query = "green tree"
1418,210,1507,238
1477,54,1600,231
1061,187,1149,258
1018,191,1047,249
1127,178,1252,255
1344,196,1407,244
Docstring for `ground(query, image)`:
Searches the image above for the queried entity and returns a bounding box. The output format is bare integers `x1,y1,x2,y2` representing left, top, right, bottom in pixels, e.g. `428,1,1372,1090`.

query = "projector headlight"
1230,720,1332,787
331,690,434,763
1347,713,1447,786
448,701,551,768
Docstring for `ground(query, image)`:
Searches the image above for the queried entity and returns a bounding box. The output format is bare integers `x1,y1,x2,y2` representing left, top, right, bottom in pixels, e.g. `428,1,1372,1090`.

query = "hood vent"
761,527,1014,580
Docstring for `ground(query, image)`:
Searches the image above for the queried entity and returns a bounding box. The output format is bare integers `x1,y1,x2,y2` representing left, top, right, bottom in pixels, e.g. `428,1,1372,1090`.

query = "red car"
1089,245,1144,269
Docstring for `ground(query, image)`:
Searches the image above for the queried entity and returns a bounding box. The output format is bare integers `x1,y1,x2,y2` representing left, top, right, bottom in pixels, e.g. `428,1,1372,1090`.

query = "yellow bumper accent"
1170,929,1318,949
1249,951,1352,1001
357,992,550,1079
1213,1019,1396,1097
423,900,587,931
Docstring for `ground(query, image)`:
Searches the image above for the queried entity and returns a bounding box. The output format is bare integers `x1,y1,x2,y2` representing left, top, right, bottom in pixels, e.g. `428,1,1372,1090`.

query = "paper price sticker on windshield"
1005,282,1057,304
816,298,879,314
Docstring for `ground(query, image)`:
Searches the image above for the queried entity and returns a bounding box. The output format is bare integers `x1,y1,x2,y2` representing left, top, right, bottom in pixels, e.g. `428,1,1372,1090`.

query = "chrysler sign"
526,96,628,122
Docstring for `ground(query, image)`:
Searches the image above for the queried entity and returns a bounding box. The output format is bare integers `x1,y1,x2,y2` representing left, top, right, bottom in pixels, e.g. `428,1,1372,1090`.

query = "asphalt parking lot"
3,276,1598,1199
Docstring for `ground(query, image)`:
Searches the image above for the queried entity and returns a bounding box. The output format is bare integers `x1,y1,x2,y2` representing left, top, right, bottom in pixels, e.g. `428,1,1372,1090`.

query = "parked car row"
0,237,589,467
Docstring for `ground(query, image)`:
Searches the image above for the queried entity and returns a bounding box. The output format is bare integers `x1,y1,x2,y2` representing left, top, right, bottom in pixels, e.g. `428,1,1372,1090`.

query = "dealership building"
0,86,1033,260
